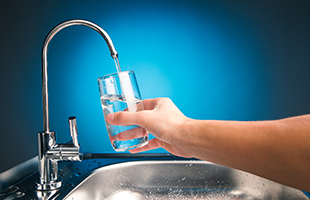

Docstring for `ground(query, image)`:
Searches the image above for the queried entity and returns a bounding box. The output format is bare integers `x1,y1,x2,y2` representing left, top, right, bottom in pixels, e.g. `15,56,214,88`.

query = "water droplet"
15,192,25,198
67,182,75,187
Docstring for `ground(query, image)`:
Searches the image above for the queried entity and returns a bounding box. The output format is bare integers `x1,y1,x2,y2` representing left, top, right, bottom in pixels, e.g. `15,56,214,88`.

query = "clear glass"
98,70,148,151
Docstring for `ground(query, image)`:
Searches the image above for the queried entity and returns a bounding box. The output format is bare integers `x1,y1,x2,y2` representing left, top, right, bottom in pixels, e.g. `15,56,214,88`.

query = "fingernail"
129,150,138,154
106,113,114,123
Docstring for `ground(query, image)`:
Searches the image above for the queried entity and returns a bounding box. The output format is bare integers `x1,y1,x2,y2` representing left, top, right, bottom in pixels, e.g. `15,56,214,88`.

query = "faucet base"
36,178,62,191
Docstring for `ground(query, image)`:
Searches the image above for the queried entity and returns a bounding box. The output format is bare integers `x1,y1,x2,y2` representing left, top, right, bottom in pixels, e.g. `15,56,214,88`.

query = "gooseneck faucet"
37,19,118,190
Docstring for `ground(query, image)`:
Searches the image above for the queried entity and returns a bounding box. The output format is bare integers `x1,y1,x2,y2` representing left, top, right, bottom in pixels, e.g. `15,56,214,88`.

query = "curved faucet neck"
42,19,118,133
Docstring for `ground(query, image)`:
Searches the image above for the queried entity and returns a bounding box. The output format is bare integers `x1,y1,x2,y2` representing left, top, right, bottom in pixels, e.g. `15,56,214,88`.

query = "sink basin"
64,160,308,200
0,154,308,200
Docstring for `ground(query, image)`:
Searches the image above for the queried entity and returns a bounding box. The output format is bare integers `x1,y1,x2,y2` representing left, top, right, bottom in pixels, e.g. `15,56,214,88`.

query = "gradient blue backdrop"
0,0,309,172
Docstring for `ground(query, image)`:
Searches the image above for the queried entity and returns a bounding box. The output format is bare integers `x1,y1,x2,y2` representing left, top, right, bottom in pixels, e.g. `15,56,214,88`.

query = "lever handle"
68,116,79,147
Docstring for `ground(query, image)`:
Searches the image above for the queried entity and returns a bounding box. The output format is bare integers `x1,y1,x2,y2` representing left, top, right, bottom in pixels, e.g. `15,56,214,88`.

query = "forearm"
108,97,310,191
184,115,310,191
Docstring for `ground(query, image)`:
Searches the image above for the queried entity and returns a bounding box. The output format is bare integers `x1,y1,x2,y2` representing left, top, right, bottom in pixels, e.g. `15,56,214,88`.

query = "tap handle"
68,116,79,147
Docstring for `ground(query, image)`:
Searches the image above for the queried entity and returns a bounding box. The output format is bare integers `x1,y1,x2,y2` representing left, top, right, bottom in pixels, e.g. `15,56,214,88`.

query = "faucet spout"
37,19,118,190
42,19,118,133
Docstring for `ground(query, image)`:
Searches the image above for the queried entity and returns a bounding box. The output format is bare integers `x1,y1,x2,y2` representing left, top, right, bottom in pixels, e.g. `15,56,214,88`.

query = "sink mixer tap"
36,19,118,191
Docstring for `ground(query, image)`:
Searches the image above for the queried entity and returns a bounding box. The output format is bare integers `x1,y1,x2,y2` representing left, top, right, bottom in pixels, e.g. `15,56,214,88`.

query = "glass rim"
97,70,134,81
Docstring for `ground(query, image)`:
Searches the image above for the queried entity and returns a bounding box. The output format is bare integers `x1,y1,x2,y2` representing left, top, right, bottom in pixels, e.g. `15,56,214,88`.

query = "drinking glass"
98,70,148,151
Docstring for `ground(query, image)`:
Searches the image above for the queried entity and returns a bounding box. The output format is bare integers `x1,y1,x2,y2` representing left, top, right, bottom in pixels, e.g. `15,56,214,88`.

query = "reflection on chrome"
37,19,118,191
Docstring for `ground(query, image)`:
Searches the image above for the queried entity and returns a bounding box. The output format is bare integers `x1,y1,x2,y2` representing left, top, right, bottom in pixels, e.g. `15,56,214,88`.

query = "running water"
114,57,121,73
113,57,129,102
113,57,125,99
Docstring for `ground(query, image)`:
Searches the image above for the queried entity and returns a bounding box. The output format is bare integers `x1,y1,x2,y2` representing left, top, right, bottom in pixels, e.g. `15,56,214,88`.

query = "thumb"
106,111,140,126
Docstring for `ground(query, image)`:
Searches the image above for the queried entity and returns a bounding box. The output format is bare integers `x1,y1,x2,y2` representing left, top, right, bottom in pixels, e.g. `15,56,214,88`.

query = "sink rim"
64,159,309,200
1,153,309,200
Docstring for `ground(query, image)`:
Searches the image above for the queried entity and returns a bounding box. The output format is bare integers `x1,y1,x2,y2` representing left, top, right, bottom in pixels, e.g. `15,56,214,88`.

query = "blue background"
0,0,310,172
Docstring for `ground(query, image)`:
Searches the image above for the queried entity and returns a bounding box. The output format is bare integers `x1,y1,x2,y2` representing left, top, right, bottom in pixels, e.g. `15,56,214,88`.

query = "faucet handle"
68,116,79,147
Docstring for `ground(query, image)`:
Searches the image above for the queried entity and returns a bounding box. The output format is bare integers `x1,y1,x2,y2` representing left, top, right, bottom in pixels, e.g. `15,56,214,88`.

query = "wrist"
178,118,207,158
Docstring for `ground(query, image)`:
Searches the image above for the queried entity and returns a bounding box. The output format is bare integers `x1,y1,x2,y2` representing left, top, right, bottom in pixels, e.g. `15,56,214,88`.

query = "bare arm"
186,116,310,191
106,98,310,191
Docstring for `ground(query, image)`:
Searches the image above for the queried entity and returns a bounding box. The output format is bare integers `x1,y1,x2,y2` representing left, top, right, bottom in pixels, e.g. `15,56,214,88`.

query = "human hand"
106,98,193,157
106,98,310,192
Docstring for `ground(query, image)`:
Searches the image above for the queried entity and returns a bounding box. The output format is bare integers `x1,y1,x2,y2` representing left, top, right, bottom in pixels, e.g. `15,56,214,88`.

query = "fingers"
141,98,158,110
115,127,147,141
123,98,159,112
123,101,144,112
106,99,154,125
106,111,141,126
129,138,163,153
106,98,173,126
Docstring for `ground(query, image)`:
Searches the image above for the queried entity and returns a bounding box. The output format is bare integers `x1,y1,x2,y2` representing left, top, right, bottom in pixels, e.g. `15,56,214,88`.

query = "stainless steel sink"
64,160,308,200
0,154,308,200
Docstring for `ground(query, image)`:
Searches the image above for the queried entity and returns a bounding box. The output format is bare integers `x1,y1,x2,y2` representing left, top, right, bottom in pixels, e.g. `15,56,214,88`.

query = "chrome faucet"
36,19,118,190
